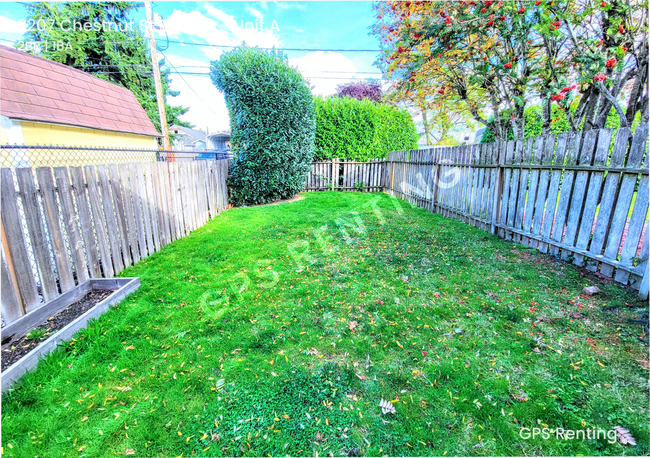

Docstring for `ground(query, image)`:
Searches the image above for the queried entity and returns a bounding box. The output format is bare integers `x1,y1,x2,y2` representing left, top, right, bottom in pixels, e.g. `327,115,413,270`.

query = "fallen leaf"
113,386,132,392
614,426,636,445
379,398,396,414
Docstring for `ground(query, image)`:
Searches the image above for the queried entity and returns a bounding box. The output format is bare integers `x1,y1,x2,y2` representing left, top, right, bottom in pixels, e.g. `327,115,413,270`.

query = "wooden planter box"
1,277,140,392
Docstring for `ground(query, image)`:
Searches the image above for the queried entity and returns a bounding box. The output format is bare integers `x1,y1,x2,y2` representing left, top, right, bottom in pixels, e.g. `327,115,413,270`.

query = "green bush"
210,46,315,206
314,97,418,161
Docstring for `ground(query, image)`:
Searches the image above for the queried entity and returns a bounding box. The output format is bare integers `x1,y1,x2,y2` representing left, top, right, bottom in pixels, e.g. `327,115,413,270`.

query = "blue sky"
0,1,383,132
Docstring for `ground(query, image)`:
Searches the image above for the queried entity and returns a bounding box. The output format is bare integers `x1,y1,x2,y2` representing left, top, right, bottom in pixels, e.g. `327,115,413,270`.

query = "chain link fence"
0,145,233,327
0,145,232,168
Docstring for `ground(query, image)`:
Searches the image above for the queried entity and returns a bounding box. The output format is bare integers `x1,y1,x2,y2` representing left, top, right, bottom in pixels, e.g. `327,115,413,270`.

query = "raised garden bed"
1,277,139,392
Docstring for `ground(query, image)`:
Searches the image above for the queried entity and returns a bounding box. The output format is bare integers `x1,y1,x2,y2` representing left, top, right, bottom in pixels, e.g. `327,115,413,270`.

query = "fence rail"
384,126,649,299
0,145,231,168
1,159,229,325
305,159,385,192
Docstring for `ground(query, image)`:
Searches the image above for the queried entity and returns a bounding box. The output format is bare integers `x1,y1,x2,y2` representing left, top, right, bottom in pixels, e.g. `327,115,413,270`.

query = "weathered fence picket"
304,159,385,192
15,168,58,302
384,128,649,298
1,159,230,326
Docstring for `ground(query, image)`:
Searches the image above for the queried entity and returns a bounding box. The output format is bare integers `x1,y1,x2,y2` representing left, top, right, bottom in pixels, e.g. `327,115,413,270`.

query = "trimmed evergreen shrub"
314,97,418,162
210,46,316,206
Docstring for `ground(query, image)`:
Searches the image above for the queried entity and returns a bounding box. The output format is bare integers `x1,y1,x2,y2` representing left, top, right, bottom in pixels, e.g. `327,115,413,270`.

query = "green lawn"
2,192,648,457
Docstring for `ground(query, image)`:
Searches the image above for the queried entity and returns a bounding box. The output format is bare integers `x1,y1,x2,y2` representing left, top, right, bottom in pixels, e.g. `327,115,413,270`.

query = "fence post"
490,142,505,235
639,262,649,300
332,159,339,190
431,162,442,214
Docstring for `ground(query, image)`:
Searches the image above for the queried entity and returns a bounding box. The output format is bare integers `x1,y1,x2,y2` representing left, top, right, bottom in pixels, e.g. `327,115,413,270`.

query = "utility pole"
144,0,171,150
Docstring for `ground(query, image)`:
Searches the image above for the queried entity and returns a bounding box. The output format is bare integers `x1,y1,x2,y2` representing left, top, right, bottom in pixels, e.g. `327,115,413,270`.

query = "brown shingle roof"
0,45,160,137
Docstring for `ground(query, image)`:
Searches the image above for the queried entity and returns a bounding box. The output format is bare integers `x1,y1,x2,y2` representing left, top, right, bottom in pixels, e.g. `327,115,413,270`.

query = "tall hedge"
210,46,315,206
314,97,418,161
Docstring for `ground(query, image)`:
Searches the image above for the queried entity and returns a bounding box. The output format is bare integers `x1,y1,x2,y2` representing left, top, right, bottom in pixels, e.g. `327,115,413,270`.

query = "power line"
1,37,381,53
2,39,383,80
2,38,384,77
166,72,376,80
70,62,382,75
165,39,381,53
66,69,378,80
160,50,222,118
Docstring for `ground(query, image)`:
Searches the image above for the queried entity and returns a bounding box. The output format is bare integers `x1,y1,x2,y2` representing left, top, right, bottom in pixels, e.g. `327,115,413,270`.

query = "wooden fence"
1,160,229,325
384,126,649,298
305,159,385,192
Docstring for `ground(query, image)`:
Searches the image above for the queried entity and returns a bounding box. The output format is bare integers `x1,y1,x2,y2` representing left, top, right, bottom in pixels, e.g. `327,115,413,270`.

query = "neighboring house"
450,129,485,145
170,125,208,151
0,45,160,166
207,132,231,151
207,132,232,160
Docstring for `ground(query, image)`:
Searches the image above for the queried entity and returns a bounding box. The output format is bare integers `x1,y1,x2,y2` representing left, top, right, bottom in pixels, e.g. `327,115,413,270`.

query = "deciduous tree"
372,0,647,142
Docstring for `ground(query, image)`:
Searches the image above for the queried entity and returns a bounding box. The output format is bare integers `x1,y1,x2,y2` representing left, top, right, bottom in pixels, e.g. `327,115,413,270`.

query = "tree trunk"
542,97,552,135
421,108,433,145
582,88,601,131
511,102,526,142
625,53,648,125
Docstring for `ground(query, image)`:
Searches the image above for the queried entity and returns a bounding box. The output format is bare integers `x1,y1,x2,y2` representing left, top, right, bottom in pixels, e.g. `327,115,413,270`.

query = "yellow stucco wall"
1,121,160,167
20,122,157,148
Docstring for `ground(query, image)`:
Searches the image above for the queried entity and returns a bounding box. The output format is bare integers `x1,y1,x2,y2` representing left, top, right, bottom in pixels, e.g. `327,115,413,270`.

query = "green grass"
2,192,648,457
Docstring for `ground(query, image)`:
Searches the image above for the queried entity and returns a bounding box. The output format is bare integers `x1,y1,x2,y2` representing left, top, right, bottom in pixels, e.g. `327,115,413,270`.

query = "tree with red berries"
372,0,647,142
537,0,647,131
373,0,544,142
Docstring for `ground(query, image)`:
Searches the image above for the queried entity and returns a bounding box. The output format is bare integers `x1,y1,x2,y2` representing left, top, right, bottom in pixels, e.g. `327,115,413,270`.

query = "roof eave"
6,116,161,138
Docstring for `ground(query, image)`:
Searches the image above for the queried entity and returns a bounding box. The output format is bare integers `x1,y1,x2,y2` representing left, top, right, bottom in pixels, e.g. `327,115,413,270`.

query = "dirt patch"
249,194,306,207
1,289,113,371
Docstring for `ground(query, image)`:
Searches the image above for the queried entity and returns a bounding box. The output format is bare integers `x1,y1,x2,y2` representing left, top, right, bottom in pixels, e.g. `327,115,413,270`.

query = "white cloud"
163,54,230,133
289,51,360,96
163,10,232,46
165,50,367,133
163,6,281,61
0,15,26,40
159,6,284,132
273,2,306,11
245,5,264,21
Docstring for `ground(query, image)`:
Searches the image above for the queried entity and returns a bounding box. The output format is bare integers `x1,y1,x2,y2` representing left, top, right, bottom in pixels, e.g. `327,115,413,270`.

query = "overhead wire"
1,37,380,53
159,50,222,118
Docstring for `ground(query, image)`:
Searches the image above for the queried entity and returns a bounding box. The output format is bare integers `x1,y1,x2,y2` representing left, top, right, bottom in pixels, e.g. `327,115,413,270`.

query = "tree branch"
597,81,628,128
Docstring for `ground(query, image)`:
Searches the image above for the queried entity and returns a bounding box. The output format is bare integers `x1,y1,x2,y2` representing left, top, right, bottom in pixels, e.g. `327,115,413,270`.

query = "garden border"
1,277,140,392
